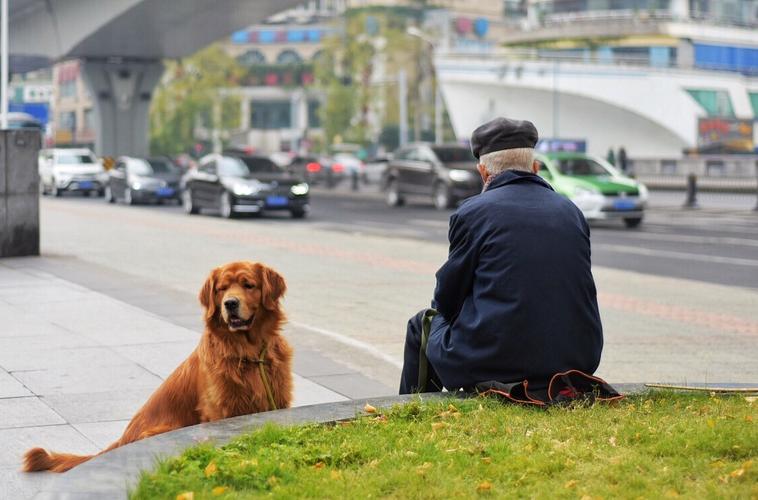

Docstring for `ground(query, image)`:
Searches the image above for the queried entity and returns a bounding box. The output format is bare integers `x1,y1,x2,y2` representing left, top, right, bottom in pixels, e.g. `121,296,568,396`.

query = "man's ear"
259,265,286,311
477,163,489,183
532,160,540,174
199,268,219,320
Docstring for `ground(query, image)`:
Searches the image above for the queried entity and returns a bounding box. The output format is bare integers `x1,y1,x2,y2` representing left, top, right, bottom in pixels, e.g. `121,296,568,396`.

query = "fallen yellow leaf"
176,493,194,500
481,457,492,464
363,403,377,414
745,396,756,404
330,470,343,480
564,480,577,489
211,486,228,496
314,461,325,469
448,404,459,413
665,489,680,497
204,461,217,478
729,468,745,478
745,415,753,423
706,419,716,429
743,460,753,470
476,481,492,492
431,422,448,431
608,436,617,447
416,462,433,474
368,459,379,468
405,451,418,457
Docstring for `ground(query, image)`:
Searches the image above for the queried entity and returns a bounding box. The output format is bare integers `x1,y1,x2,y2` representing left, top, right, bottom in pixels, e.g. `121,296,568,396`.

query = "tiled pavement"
0,258,393,499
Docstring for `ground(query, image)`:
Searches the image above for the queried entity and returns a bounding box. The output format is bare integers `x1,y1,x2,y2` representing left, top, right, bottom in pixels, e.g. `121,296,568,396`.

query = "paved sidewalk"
0,258,393,499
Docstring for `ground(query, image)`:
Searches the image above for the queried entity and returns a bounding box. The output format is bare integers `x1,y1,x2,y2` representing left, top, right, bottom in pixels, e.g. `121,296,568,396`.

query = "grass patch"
131,392,756,499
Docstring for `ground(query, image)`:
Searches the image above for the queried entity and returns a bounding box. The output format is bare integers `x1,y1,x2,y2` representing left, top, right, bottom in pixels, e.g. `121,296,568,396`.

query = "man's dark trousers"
399,309,444,394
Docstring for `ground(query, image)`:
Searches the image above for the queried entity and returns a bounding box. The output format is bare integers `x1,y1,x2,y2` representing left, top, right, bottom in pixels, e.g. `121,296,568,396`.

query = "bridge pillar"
81,59,164,157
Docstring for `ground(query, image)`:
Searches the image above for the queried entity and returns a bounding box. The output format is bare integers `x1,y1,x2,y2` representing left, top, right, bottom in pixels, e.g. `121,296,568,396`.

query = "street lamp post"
1,0,9,130
406,27,443,145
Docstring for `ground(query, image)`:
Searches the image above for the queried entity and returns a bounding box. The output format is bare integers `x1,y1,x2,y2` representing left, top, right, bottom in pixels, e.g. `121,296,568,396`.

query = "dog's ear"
199,268,219,320
260,265,286,311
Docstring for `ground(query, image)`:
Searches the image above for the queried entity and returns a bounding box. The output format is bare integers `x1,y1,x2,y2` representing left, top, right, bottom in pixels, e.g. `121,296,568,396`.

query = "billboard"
697,118,754,153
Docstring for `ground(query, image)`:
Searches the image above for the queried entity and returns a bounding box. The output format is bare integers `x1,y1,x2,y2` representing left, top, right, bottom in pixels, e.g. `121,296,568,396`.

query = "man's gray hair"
479,148,534,175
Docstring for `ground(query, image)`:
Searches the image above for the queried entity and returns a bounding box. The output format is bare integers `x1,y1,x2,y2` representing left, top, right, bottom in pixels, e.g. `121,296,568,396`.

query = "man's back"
427,170,603,390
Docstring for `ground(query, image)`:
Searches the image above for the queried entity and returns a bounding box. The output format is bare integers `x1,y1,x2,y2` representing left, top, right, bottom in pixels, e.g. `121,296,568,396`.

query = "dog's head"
199,261,286,332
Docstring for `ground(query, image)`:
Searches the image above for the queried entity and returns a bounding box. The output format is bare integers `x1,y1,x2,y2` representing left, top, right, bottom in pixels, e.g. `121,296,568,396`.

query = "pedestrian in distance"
399,117,604,395
618,147,628,173
606,147,616,166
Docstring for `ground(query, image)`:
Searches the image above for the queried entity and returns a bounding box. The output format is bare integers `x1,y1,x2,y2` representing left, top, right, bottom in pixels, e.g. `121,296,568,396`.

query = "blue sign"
536,139,587,153
473,18,489,38
9,102,49,125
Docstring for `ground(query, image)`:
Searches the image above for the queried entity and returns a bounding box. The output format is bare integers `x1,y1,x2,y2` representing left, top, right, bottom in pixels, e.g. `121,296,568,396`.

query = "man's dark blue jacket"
426,169,603,390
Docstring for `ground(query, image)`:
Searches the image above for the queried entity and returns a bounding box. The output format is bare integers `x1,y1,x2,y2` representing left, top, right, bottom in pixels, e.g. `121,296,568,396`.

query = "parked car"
183,153,310,218
363,155,391,185
384,143,482,209
104,157,182,205
39,148,106,197
287,155,345,187
535,152,648,228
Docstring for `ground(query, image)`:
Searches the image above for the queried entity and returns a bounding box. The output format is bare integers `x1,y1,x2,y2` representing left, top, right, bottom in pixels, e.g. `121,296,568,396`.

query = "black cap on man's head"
470,117,539,160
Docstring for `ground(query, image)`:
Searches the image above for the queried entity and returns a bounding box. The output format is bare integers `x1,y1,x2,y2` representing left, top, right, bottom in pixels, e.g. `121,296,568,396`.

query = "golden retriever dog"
23,261,293,473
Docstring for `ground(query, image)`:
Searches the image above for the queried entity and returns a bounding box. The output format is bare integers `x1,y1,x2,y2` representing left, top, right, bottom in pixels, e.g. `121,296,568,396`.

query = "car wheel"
290,208,307,219
52,180,62,197
183,189,199,214
433,182,454,210
624,217,643,228
219,191,236,219
386,179,405,207
124,187,136,205
104,185,115,203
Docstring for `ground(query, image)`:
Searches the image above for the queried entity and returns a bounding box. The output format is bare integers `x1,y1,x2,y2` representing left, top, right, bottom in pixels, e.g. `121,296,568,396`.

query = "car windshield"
129,158,177,175
57,152,95,164
432,147,475,163
555,157,614,176
238,156,281,174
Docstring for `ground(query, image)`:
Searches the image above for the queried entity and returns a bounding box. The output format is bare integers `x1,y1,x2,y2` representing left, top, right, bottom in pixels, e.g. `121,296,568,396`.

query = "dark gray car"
105,157,182,205
384,143,482,209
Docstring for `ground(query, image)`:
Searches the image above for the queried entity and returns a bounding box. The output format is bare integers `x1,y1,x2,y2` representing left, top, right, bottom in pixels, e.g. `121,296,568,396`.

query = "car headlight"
233,182,260,196
290,183,309,196
448,169,472,182
573,186,600,197
130,176,153,190
637,183,649,202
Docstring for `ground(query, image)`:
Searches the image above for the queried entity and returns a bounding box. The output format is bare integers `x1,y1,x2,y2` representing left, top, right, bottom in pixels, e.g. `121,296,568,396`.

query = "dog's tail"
22,448,95,473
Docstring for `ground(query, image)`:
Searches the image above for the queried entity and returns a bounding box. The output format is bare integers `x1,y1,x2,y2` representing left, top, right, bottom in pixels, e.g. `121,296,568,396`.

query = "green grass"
131,392,757,499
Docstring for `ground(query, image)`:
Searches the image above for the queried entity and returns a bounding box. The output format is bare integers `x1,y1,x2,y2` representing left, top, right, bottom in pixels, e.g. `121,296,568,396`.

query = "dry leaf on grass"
481,457,492,464
330,470,343,480
363,403,377,414
564,480,577,489
204,461,217,478
431,422,448,431
211,486,228,496
314,461,325,469
176,493,194,500
608,436,617,447
476,481,492,492
416,462,433,474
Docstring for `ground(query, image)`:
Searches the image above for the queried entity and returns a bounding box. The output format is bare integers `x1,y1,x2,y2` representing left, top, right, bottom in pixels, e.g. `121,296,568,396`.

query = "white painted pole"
1,0,8,130
435,84,442,145
398,70,407,147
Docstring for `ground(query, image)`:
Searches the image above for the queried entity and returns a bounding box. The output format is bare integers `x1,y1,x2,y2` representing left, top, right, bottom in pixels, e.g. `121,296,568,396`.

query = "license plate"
613,199,635,210
266,195,288,207
157,187,175,197
78,181,93,190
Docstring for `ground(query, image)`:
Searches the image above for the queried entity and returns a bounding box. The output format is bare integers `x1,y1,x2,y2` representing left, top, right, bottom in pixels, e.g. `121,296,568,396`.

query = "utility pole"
1,0,8,130
398,69,408,147
435,86,443,145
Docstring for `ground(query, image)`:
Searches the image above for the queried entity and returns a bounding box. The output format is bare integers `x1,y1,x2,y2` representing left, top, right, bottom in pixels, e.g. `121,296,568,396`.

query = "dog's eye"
217,286,228,292
243,283,256,289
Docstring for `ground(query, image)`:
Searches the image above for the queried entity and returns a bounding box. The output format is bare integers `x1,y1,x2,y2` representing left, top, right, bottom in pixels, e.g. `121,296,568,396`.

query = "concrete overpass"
8,0,303,156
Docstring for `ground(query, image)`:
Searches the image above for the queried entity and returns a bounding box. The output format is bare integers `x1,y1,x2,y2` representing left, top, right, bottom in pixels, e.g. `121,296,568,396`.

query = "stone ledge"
35,383,658,499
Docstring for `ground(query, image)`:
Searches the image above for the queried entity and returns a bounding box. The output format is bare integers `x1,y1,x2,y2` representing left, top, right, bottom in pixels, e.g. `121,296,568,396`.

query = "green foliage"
149,45,243,157
132,393,758,499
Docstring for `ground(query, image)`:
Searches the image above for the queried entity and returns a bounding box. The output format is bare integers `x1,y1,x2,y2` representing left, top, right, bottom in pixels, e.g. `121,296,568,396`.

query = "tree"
149,45,242,156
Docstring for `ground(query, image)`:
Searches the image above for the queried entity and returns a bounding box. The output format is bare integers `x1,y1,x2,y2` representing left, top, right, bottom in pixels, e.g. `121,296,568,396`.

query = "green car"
535,152,648,228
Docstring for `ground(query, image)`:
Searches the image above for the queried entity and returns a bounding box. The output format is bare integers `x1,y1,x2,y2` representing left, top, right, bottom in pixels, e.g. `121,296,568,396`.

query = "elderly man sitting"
399,117,603,394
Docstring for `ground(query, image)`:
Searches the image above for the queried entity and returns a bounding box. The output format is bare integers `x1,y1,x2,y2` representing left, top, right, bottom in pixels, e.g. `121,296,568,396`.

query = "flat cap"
470,117,539,159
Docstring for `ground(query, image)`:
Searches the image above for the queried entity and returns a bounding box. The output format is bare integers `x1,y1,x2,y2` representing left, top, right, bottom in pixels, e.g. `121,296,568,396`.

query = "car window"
237,156,282,174
556,158,613,176
199,161,217,174
431,147,474,163
406,148,421,161
393,148,409,161
56,152,96,164
417,149,436,163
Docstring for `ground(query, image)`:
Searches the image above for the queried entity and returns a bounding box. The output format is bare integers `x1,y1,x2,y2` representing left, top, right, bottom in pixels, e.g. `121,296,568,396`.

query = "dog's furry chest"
201,357,278,420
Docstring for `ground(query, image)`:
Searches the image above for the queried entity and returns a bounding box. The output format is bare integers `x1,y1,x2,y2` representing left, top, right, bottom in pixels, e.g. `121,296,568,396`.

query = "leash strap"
254,341,278,411
417,309,438,392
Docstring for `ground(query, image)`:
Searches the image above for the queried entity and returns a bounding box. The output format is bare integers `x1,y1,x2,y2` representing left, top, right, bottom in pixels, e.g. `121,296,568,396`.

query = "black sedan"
182,154,310,218
105,157,182,205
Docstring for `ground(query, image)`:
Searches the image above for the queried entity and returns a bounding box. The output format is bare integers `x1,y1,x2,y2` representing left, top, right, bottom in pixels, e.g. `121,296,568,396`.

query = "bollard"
683,173,699,209
351,170,359,191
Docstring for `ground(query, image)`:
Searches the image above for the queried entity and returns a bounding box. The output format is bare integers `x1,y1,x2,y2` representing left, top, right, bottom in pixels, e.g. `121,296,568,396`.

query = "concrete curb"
36,385,656,499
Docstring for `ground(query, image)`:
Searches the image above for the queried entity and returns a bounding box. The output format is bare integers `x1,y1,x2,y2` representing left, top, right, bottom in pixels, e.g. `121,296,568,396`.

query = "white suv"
39,148,106,197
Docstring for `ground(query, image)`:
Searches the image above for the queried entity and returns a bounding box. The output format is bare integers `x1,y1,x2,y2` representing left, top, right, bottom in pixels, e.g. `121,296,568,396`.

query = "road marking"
594,244,758,267
290,321,403,369
606,231,758,248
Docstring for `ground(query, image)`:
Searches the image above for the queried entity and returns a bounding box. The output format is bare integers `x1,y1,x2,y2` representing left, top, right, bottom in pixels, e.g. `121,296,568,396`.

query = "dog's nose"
224,298,239,311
